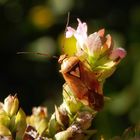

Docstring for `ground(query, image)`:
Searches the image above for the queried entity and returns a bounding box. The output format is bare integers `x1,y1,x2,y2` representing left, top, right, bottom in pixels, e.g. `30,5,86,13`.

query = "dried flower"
55,106,69,128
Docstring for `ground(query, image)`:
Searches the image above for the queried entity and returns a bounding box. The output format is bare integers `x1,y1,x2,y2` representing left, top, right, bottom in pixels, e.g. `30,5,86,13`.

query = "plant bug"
59,55,104,111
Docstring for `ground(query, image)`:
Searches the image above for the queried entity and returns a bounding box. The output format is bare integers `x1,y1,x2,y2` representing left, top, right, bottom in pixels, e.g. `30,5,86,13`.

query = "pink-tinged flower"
110,48,126,61
66,19,88,51
66,19,126,70
86,32,102,56
66,19,113,57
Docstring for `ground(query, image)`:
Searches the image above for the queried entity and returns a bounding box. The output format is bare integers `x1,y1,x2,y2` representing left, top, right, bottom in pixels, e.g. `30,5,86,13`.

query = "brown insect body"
59,55,104,111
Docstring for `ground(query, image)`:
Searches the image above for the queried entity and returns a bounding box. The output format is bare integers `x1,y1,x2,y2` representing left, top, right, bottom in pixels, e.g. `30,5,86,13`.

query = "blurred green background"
0,0,140,139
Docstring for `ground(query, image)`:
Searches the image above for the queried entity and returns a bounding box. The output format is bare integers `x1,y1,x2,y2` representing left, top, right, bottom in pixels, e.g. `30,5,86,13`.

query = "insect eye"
95,72,100,76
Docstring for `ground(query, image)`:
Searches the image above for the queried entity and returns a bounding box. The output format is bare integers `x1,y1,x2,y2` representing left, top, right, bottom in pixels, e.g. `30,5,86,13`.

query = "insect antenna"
17,13,70,60
17,52,58,59
61,12,70,54
64,12,70,36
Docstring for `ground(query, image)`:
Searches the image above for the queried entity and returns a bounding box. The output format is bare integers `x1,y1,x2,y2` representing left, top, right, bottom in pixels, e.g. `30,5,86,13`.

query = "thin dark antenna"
17,52,58,59
62,12,70,53
17,13,70,59
17,52,48,56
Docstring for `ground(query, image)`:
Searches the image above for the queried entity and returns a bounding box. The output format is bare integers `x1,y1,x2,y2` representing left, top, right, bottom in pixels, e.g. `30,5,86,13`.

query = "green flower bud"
0,124,11,136
0,109,7,116
36,118,48,135
47,114,61,137
9,115,16,133
15,108,26,140
3,95,19,117
0,114,10,127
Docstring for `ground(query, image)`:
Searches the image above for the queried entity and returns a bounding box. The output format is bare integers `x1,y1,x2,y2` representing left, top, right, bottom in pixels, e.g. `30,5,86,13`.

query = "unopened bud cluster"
0,95,26,140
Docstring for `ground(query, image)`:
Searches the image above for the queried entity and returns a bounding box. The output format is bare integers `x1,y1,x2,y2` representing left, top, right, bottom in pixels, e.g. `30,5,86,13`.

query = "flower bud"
48,114,61,137
0,114,10,127
27,106,48,135
0,124,11,136
15,108,27,140
3,95,19,117
9,115,16,133
0,109,7,116
36,118,48,135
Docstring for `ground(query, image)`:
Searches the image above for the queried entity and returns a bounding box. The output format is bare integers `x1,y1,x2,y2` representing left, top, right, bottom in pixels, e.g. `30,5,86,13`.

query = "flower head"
66,19,126,71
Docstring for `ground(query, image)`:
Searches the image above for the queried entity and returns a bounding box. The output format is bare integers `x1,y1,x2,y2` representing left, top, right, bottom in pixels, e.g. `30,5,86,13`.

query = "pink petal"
98,28,105,37
70,19,88,49
66,27,75,38
110,48,126,60
74,18,87,41
86,33,102,55
105,34,113,49
77,18,87,34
